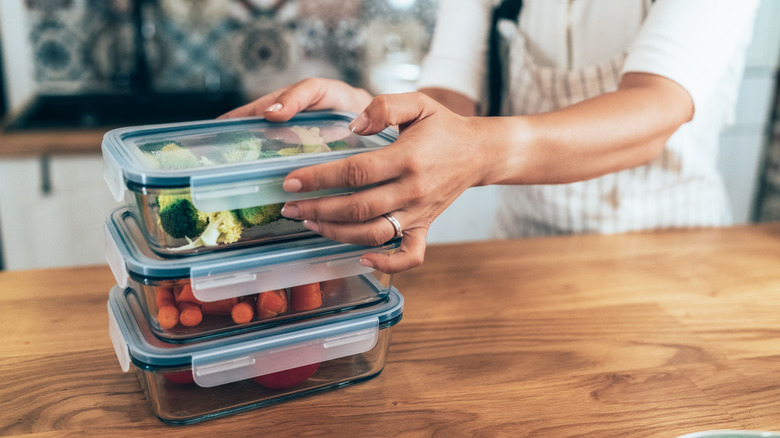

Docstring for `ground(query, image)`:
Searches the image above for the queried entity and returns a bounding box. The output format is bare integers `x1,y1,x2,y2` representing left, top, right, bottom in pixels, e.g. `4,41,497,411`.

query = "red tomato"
252,362,320,389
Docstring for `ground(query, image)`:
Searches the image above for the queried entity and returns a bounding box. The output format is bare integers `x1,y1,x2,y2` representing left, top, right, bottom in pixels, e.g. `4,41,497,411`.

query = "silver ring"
383,213,403,239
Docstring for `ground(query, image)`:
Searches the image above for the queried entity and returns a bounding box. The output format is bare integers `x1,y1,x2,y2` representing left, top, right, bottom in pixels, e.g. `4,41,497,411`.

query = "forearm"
479,73,693,186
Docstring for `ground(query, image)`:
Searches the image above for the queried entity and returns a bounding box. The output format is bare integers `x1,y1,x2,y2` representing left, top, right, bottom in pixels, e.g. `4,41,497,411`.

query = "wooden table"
2,225,780,437
0,126,106,157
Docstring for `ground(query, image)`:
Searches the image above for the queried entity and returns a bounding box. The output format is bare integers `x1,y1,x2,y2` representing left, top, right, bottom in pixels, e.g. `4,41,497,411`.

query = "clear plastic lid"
105,207,400,302
102,111,398,211
108,284,403,387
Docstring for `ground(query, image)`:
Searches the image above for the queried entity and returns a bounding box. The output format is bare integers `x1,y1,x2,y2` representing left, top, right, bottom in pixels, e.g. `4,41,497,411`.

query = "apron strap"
488,0,523,116
487,0,654,117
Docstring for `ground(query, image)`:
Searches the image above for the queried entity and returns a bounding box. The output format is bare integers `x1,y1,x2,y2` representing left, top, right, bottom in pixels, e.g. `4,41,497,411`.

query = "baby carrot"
290,282,322,311
175,284,202,305
178,301,203,327
256,289,288,319
201,297,239,315
231,296,255,324
155,287,179,329
155,286,176,308
157,305,179,329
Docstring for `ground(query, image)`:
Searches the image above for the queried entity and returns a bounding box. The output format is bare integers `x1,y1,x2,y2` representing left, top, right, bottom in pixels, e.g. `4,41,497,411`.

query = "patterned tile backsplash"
24,0,437,99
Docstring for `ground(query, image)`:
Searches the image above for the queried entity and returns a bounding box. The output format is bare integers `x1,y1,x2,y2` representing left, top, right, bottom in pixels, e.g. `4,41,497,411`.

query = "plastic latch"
191,272,259,302
190,251,375,302
102,142,126,202
190,176,287,212
108,302,131,372
190,317,379,388
190,174,366,212
104,224,128,289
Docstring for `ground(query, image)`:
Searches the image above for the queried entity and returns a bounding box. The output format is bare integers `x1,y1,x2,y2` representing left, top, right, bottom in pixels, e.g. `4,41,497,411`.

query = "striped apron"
491,8,732,239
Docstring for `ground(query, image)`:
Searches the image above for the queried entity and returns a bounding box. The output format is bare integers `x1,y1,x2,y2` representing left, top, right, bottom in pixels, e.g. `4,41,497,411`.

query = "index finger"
283,145,406,194
217,88,288,119
282,92,438,194
217,78,326,121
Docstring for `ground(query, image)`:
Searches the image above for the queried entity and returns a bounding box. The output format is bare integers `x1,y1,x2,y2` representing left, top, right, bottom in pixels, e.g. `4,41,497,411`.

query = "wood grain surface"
2,224,780,437
0,127,106,157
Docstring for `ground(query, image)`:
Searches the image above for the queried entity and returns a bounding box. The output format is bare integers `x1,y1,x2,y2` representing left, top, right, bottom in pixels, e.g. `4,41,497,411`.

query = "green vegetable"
214,130,263,163
157,143,200,169
259,150,281,159
169,210,244,251
139,140,182,154
236,203,283,227
157,193,247,249
203,210,244,244
260,138,288,151
157,195,207,239
277,147,302,156
327,140,350,150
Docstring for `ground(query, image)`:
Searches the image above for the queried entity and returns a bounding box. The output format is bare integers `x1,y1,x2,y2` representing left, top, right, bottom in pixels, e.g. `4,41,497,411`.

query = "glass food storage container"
102,111,398,255
105,206,399,342
108,284,404,424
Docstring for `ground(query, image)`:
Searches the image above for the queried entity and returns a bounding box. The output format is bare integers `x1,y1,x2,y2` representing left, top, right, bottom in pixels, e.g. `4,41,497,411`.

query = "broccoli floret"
139,140,182,154
302,143,331,153
223,145,260,163
159,195,246,251
214,130,263,163
168,209,245,251
259,150,281,159
236,203,283,227
138,141,186,168
327,140,351,150
158,143,200,169
278,146,302,156
158,196,207,239
215,130,259,144
202,210,244,246
260,138,288,152
137,151,160,168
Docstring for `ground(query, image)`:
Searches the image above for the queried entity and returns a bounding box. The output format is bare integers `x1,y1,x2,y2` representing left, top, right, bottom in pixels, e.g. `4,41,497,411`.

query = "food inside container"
101,111,398,255
105,206,399,342
129,185,310,256
131,274,392,342
108,284,403,424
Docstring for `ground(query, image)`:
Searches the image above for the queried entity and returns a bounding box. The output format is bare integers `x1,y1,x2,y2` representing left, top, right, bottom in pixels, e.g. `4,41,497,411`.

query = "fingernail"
265,103,283,112
283,178,302,192
303,220,320,233
359,258,375,269
349,112,368,133
281,204,300,219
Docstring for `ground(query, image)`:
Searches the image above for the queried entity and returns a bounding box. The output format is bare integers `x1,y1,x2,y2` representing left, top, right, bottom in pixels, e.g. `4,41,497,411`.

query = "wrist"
473,116,537,186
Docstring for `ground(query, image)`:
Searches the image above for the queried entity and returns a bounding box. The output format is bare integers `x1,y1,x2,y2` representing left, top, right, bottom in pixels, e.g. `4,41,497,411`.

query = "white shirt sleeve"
415,0,493,102
621,0,760,112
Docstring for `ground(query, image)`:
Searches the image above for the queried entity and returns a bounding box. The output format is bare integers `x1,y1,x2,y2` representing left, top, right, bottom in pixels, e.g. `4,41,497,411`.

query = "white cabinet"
0,155,121,270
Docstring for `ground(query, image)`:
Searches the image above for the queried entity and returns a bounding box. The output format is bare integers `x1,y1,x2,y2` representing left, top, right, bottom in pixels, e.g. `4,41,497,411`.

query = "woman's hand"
218,77,374,122
279,92,497,274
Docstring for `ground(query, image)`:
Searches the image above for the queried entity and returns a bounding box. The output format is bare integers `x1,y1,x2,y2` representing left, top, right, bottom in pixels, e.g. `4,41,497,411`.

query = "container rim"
105,206,401,283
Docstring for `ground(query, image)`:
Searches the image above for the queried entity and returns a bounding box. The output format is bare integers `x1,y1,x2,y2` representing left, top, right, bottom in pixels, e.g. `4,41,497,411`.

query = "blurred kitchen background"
0,0,779,271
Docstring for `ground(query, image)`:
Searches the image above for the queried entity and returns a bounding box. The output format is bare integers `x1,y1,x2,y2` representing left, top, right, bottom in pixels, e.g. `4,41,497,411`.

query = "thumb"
349,92,438,135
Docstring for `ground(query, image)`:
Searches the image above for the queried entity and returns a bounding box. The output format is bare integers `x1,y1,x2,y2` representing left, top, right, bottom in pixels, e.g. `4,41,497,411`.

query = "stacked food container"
101,111,403,424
